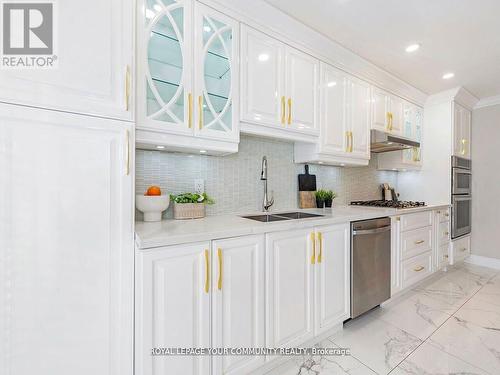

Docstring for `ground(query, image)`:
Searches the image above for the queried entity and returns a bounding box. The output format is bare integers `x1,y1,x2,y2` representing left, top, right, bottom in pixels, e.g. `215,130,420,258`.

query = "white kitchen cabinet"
0,0,134,121
451,235,471,265
136,242,211,375
371,87,403,135
294,63,370,166
453,102,471,159
211,235,265,375
240,25,285,128
314,224,350,335
1,103,134,375
285,48,319,132
136,0,239,154
240,25,319,142
378,101,423,171
266,229,314,348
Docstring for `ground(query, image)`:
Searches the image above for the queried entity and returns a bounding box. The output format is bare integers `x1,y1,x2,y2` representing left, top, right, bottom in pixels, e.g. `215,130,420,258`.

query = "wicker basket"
173,202,206,219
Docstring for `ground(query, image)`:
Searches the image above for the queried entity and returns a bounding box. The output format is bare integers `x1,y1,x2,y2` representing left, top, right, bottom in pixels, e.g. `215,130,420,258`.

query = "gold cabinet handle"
204,249,210,293
386,112,391,131
345,131,350,152
281,96,286,125
198,95,203,130
317,232,323,263
349,131,353,152
414,265,425,272
287,98,292,125
310,232,316,264
444,231,449,236
125,65,131,111
217,248,223,290
444,213,450,217
437,210,441,214
444,255,449,259
125,129,130,176
461,139,467,155
188,93,193,128
460,247,467,252
414,240,425,245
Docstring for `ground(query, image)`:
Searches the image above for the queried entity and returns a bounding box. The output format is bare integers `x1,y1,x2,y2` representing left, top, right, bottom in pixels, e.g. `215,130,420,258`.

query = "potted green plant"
324,190,337,208
315,189,329,208
171,192,215,219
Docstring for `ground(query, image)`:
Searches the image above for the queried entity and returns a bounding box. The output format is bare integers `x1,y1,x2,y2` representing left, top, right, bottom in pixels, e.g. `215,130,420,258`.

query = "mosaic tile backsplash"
135,136,398,219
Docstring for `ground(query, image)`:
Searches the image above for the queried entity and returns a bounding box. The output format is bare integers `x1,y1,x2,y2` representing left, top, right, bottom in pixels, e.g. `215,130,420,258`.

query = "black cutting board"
298,165,316,191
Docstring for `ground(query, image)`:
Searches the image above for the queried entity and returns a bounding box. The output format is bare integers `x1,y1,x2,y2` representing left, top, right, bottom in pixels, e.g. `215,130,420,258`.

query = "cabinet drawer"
400,211,433,231
401,226,432,260
438,222,451,245
402,251,433,289
452,236,470,264
438,243,450,268
436,208,451,223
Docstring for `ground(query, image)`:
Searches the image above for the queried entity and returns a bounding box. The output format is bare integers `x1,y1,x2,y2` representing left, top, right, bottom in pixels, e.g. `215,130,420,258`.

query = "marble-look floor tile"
475,274,500,299
329,314,422,374
375,291,453,341
454,293,500,332
391,341,489,375
429,315,500,374
269,340,377,375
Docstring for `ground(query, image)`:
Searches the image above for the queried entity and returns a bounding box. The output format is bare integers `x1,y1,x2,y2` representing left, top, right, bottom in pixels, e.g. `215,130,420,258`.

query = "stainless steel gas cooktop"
350,200,426,209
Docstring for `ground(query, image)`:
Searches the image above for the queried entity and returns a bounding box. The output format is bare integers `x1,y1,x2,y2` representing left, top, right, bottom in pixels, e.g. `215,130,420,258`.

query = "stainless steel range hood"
370,130,420,153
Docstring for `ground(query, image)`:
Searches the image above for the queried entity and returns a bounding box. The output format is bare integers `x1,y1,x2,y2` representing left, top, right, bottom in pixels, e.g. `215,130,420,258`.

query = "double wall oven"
451,156,471,238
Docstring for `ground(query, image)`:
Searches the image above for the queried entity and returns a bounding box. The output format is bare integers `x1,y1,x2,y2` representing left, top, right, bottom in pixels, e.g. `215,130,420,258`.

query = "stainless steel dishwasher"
351,217,391,319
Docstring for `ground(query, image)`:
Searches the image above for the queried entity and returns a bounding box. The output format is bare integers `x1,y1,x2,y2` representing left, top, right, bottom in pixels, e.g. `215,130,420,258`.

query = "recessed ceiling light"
442,72,455,80
203,26,211,32
156,145,165,149
405,43,420,53
327,81,337,87
145,9,155,19
258,53,269,62
200,150,207,153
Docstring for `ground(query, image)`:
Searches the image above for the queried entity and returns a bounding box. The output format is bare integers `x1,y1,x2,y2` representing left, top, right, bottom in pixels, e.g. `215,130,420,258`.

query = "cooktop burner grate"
350,200,426,209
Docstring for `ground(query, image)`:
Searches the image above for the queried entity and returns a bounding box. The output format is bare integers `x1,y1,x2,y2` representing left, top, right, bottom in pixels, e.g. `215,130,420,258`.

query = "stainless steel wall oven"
451,156,472,239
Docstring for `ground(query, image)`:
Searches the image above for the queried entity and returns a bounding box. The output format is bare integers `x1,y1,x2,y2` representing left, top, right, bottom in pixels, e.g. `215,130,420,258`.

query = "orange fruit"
146,186,161,196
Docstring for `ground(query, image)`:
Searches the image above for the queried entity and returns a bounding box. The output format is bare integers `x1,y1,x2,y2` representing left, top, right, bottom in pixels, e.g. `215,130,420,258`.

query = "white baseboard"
465,254,500,270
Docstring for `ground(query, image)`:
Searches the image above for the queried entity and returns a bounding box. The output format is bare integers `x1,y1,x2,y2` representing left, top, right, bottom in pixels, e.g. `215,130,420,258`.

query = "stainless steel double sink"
241,211,323,222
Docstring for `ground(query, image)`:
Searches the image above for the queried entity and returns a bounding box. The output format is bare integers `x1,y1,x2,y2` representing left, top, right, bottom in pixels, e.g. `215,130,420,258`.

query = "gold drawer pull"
444,231,449,236
204,249,210,293
414,240,425,245
198,95,203,129
310,232,316,264
414,265,425,272
317,232,323,263
444,213,449,217
444,255,449,259
287,98,292,125
217,248,223,290
188,93,193,128
460,247,467,252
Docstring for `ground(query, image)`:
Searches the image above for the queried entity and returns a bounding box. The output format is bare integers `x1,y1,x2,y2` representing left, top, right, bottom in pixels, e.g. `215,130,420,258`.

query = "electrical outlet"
194,179,204,194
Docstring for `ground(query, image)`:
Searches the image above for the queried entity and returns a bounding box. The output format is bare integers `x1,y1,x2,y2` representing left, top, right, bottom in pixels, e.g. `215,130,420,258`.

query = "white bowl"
136,195,170,222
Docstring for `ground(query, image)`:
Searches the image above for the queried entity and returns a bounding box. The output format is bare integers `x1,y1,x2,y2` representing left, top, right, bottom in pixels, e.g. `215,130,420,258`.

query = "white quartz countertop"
135,203,450,249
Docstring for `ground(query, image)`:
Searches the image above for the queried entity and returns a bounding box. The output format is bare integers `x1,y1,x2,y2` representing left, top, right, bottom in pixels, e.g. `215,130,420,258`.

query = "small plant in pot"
315,189,328,208
171,192,215,219
324,190,337,208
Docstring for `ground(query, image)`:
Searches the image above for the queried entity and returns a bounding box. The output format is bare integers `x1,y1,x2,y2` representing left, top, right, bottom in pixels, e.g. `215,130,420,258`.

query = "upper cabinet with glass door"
453,102,471,159
378,101,424,171
136,0,239,154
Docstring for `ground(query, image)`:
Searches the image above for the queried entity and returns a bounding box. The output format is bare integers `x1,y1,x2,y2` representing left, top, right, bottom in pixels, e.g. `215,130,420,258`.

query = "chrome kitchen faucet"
260,156,274,212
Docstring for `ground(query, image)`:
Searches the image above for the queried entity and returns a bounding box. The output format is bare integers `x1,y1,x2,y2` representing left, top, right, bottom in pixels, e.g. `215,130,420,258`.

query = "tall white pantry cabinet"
0,0,135,374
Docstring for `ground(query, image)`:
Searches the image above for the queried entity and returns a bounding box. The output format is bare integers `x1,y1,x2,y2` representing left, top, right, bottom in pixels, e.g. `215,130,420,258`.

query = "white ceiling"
264,0,500,99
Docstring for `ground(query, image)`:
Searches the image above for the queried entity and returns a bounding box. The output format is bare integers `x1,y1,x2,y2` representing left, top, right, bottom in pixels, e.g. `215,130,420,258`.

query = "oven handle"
353,226,391,236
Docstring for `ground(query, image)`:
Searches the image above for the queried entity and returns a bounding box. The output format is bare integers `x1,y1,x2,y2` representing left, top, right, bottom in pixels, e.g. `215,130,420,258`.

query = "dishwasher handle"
352,225,391,236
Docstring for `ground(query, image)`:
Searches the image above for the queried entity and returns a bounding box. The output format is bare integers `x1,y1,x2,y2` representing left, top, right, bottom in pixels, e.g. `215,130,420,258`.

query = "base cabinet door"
1,103,134,375
266,229,314,348
136,243,210,375
212,235,265,375
314,224,350,335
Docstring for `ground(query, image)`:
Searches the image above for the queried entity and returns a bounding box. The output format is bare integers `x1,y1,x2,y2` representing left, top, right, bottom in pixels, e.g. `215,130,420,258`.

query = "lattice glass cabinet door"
140,0,193,133
194,3,239,142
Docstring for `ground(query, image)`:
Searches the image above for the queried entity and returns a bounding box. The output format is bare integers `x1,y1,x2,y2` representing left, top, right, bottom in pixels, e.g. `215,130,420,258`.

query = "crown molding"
425,87,479,110
474,95,500,110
